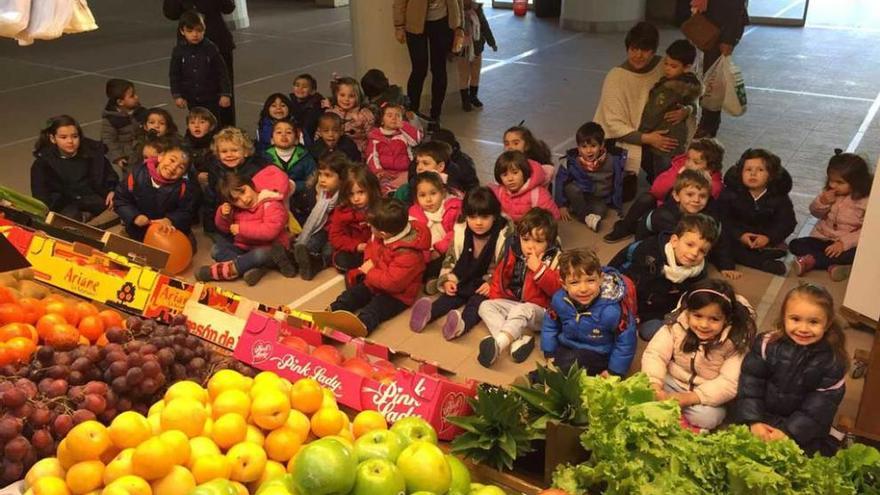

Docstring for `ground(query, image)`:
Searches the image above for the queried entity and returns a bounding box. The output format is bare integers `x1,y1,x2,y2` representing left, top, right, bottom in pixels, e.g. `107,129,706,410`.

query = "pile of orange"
0,287,126,366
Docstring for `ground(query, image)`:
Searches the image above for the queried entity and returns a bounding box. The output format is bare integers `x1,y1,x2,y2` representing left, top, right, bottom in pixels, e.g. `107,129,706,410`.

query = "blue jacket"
265,145,316,194
540,267,636,376
554,148,626,211
113,163,195,238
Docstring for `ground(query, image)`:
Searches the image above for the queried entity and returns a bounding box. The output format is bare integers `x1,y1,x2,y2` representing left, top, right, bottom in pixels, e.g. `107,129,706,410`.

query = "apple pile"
278,336,396,382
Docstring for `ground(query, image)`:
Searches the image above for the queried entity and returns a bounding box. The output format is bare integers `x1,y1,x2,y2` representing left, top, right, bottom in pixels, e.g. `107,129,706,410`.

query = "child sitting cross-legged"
409,187,512,340
642,279,756,431
490,150,559,222
196,167,290,286
366,102,423,195
393,141,465,204
311,112,361,163
255,93,294,153
478,207,562,367
408,172,463,291
290,73,324,141
328,166,382,273
637,168,718,240
265,120,317,225
329,197,431,335
541,248,636,376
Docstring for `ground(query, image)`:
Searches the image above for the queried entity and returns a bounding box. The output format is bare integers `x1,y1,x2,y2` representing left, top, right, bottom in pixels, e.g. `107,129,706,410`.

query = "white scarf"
662,242,705,284
424,205,446,247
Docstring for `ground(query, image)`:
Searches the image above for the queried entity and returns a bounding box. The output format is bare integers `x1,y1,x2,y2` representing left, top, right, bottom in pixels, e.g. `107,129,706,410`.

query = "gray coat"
101,104,144,166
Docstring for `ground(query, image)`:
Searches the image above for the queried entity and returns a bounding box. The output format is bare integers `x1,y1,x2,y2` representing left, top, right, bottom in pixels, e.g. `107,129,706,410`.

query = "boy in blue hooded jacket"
541,247,636,376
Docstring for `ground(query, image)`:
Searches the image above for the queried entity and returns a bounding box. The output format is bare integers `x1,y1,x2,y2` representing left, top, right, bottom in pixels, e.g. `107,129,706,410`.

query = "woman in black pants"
393,0,463,125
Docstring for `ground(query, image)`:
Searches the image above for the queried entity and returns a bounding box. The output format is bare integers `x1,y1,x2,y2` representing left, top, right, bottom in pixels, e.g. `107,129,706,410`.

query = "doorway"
748,0,810,26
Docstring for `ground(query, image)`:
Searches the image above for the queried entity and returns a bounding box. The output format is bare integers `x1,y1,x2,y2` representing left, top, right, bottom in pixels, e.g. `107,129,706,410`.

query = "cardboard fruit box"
181,283,262,351
25,234,160,313
234,311,477,441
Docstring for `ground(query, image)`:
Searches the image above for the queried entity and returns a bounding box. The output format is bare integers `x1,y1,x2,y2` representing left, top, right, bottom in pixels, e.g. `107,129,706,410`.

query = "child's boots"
293,244,323,281
269,244,298,278
793,254,816,276
196,261,238,282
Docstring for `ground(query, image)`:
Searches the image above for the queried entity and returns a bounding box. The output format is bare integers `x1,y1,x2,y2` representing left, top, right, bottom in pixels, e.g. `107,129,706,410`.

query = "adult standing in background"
393,0,463,127
164,0,237,126
688,0,748,138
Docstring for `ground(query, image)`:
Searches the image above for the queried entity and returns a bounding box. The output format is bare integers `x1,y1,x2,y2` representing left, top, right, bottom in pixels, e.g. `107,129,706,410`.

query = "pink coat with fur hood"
214,166,291,251
489,159,560,222
808,193,868,251
408,195,462,255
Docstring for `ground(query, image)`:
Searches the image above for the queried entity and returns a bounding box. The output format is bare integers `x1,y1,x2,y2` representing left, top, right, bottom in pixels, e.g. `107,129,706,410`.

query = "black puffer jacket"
608,234,707,322
732,334,846,455
719,165,797,246
30,138,118,212
169,38,231,103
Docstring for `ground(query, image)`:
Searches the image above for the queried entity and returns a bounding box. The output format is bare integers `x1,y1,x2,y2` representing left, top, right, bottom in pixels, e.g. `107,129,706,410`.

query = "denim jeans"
211,236,272,273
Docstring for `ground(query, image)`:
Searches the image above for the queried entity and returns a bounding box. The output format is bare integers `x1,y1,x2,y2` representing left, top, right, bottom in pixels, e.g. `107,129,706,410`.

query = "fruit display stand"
234,310,477,441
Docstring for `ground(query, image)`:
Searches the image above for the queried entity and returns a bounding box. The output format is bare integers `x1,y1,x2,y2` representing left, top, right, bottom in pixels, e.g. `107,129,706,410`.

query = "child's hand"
114,157,128,169
356,243,366,253
599,370,611,378
750,422,777,441
740,233,756,248
476,282,490,296
359,259,374,273
174,97,187,109
134,215,150,227
722,270,743,280
394,26,406,44
766,427,788,441
526,252,543,272
558,207,572,222
219,96,231,108
320,98,331,109
105,191,115,209
230,224,240,235
220,203,232,216
825,240,845,258
752,234,769,249
652,385,668,401
643,130,677,153
443,280,458,296
663,106,689,125
819,188,837,205
198,172,209,186
152,218,175,234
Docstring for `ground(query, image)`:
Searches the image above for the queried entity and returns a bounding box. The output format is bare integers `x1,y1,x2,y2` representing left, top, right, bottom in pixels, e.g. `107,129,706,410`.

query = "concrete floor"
0,0,876,416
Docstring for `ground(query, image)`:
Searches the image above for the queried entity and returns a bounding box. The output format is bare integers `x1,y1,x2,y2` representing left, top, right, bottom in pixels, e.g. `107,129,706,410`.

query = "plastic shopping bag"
722,56,747,116
700,56,724,112
16,0,74,45
0,0,30,38
64,0,97,35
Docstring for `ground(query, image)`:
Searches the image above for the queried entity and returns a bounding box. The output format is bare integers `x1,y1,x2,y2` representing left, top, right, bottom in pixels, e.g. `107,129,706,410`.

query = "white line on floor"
236,54,353,88
846,89,880,152
747,86,876,103
287,275,344,309
463,137,504,147
481,32,582,74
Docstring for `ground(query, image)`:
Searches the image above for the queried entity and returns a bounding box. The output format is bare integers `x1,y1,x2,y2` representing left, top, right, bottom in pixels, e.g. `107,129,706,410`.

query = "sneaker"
794,255,816,276
195,266,213,282
195,261,237,282
603,220,633,243
294,244,316,281
409,297,432,333
585,214,601,232
478,336,499,367
269,244,298,278
510,335,535,363
828,265,852,282
442,310,466,340
760,259,787,276
761,246,788,259
425,279,440,296
243,268,267,286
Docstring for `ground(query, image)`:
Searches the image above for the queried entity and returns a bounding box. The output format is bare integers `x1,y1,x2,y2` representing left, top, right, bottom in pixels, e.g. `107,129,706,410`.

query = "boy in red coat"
477,208,562,367
331,197,431,334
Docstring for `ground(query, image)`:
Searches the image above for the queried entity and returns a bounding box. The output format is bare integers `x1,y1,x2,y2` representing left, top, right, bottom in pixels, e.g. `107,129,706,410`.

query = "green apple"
191,479,238,495
445,455,471,495
290,438,357,495
354,429,406,463
389,416,438,446
471,485,507,495
350,458,406,495
470,483,485,493
255,474,296,495
395,441,451,494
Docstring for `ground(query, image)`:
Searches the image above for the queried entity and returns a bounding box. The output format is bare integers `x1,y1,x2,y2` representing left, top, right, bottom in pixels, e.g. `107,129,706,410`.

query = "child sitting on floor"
197,168,290,286
791,150,872,281
542,248,637,376
717,148,796,276
410,187,511,340
185,106,218,184
101,78,146,174
610,213,718,341
129,108,180,167
642,279,756,430
290,73,324,141
325,76,375,153
265,120,317,225
366,102,422,195
490,150,559,222
555,122,626,232
733,283,848,456
408,172,463,291
393,141,465,204
328,166,382,273
255,93,294,153
310,112,361,163
478,207,562,367
360,68,409,117
330,197,430,335
431,128,480,193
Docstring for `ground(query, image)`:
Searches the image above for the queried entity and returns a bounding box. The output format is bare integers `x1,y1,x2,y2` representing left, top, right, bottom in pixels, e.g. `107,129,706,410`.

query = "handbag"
681,12,720,52
721,56,748,116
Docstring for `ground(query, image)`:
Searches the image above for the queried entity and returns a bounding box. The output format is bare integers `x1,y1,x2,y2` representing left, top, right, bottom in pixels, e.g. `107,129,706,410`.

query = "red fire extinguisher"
513,0,527,16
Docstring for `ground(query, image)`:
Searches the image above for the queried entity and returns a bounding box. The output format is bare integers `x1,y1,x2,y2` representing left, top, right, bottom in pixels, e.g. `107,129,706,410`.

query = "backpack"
618,274,639,331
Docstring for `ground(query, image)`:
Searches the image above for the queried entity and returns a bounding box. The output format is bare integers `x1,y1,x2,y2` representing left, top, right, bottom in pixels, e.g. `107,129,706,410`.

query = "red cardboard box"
143,275,196,323
234,311,476,440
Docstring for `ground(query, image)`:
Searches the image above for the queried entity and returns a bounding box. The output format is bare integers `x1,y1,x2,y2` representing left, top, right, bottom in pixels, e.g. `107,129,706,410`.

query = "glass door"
748,0,810,26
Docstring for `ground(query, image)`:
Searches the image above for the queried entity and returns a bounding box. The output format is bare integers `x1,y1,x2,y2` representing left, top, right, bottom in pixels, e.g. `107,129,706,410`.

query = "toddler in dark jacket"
732,284,847,456
542,248,636,376
290,73,325,141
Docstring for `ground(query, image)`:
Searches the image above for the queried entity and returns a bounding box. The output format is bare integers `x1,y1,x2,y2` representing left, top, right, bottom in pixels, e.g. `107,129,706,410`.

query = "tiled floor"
0,1,876,417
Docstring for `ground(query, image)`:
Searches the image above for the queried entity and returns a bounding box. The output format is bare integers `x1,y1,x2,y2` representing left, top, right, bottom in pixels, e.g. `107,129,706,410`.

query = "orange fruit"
0,287,16,305
310,408,346,438
47,323,80,350
77,315,105,343
0,302,23,325
17,297,45,324
6,336,36,363
351,410,387,438
65,460,105,495
74,302,99,321
96,334,109,347
132,436,175,480
66,421,111,462
37,313,67,339
98,309,125,330
264,426,302,462
0,343,14,366
0,323,37,343
289,378,323,414
45,300,79,327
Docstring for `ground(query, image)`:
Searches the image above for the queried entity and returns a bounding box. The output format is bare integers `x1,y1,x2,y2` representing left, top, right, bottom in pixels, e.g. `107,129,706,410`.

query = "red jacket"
649,153,723,204
328,205,371,252
408,196,462,255
351,221,431,305
488,159,560,222
365,122,422,174
488,238,562,308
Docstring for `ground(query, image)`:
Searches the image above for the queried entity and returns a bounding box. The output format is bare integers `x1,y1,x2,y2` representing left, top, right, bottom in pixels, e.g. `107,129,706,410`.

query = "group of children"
25,16,874,457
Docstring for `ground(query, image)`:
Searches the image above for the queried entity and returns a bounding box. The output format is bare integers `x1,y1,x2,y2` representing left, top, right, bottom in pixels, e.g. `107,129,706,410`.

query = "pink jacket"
327,106,375,153
650,153,723,204
489,160,560,222
408,196,462,254
641,310,745,407
809,193,868,251
215,190,290,251
365,122,422,174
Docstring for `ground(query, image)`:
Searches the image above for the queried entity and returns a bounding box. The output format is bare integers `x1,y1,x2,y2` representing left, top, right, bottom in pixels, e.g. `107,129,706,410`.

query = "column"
560,0,646,33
